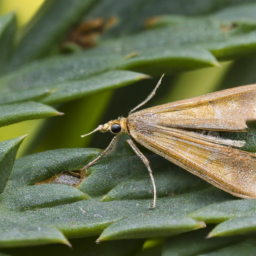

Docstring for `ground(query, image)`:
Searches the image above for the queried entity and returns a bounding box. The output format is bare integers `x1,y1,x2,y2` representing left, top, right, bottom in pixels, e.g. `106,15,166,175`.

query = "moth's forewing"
127,121,256,198
134,84,256,131
127,84,256,198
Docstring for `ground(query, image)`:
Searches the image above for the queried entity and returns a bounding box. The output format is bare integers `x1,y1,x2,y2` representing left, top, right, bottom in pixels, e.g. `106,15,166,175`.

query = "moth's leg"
129,74,164,114
80,135,120,177
126,139,156,209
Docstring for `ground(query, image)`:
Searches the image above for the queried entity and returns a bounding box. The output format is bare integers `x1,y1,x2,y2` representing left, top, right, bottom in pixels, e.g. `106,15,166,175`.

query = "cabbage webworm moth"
81,75,256,208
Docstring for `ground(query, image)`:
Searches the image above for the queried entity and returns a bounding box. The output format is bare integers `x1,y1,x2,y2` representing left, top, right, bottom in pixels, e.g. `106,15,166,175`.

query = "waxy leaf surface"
0,102,61,127
0,147,231,248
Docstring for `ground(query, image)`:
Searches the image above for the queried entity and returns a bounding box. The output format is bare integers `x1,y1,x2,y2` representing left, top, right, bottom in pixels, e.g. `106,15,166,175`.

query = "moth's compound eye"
111,123,121,134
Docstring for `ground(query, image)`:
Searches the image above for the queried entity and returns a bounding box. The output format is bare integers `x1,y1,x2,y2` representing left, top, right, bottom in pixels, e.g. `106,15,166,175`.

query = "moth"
81,75,256,208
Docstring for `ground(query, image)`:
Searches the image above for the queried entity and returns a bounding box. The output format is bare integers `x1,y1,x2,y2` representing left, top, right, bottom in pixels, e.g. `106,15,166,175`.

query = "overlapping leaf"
0,136,26,193
7,0,253,72
200,239,256,256
189,198,256,238
84,0,256,38
0,224,69,248
2,4,256,109
0,52,124,90
0,144,232,248
5,0,98,71
40,70,149,105
93,4,256,64
162,228,242,256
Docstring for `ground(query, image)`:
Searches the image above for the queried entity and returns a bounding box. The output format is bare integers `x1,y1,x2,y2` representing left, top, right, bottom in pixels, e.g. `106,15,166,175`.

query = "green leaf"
0,48,217,105
208,216,256,237
0,88,51,104
6,0,97,71
220,129,256,152
189,199,256,237
0,53,124,91
98,216,204,242
0,13,16,75
0,102,61,128
0,190,226,245
96,188,230,241
0,223,69,248
199,239,256,256
3,4,256,110
147,3,256,29
189,199,256,223
97,194,207,241
79,152,207,200
8,148,101,186
85,0,256,38
91,4,256,65
0,147,232,247
162,228,242,256
40,70,149,105
119,46,219,75
0,136,26,193
5,4,256,102
1,184,89,211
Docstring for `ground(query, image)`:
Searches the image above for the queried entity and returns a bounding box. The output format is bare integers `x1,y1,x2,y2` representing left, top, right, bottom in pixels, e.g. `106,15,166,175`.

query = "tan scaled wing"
127,121,256,198
131,84,256,131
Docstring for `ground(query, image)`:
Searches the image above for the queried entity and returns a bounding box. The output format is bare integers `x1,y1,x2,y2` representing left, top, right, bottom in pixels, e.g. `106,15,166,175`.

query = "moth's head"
81,117,127,138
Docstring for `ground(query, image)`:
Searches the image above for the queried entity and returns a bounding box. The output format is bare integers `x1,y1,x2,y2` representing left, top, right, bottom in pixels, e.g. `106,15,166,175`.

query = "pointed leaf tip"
206,232,214,238
20,134,28,140
95,238,101,244
197,221,206,228
212,61,222,68
100,195,114,202
0,136,26,193
64,239,72,247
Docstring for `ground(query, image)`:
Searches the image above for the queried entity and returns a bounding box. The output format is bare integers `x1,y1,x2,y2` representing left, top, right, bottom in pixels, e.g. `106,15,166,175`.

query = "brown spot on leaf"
220,22,238,33
63,17,118,49
35,171,81,186
145,16,163,28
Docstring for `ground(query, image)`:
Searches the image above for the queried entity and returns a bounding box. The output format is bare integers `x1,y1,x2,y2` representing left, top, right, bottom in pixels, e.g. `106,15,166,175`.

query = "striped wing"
127,120,256,198
131,84,256,131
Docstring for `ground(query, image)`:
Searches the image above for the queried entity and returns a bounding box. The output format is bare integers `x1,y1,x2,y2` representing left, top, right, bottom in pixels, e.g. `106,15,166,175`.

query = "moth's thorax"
120,117,128,133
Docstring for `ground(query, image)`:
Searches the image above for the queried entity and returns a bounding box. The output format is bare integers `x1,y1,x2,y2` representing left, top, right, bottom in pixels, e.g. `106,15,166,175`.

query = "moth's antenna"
81,125,103,137
129,74,165,115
